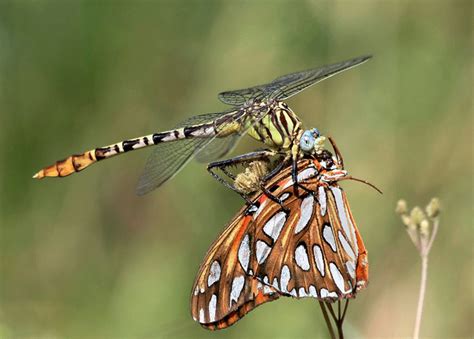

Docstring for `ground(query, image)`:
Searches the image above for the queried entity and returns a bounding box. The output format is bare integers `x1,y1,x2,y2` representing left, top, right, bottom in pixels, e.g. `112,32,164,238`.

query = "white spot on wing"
256,240,271,264
209,294,217,322
230,276,245,307
280,265,291,293
313,245,325,276
338,231,355,260
238,234,250,272
282,167,318,189
194,286,199,296
329,263,350,294
280,192,290,201
297,167,318,182
320,288,338,299
263,285,273,294
323,225,337,252
318,186,327,216
298,287,307,297
263,212,287,242
207,261,221,287
248,205,258,213
272,277,279,290
254,200,269,219
294,244,310,271
309,285,318,297
290,288,297,297
199,308,205,323
330,187,357,257
346,261,356,279
295,195,314,234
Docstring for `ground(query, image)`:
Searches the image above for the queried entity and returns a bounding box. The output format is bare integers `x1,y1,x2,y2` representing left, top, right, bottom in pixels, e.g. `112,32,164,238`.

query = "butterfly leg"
207,149,277,203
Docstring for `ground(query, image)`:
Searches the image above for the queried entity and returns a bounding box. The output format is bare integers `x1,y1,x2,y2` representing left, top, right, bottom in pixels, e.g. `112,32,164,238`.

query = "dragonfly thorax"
245,100,302,150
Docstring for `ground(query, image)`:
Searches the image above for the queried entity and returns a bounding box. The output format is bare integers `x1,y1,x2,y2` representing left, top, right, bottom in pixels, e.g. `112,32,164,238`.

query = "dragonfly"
191,137,380,330
33,55,372,196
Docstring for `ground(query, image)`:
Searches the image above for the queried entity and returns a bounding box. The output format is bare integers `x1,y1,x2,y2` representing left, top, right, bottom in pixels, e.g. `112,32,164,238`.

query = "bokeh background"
0,1,472,338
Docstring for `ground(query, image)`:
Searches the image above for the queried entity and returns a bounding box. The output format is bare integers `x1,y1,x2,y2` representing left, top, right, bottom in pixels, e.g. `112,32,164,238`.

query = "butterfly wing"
191,162,368,329
190,208,280,330
251,185,368,300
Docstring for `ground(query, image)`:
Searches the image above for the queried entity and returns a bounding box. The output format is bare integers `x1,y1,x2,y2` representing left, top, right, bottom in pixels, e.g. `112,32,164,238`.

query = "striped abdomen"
32,121,228,179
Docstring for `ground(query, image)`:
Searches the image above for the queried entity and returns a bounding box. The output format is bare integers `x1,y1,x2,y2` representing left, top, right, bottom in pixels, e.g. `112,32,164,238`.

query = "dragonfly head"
300,128,321,153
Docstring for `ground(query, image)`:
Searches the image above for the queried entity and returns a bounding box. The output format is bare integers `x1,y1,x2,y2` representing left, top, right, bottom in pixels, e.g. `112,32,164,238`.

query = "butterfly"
191,139,376,330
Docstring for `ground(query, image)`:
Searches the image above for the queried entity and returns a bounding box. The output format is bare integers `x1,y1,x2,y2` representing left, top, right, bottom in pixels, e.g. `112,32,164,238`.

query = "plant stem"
319,301,336,339
426,218,439,253
413,253,428,339
334,301,347,339
414,217,438,339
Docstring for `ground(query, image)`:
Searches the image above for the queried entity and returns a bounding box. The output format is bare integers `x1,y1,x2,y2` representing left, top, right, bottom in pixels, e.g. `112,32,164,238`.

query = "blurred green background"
0,1,472,338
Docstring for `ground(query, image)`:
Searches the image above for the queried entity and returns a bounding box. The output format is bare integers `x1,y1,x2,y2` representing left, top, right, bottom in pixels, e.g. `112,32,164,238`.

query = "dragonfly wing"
195,134,240,163
174,111,233,127
268,55,372,100
136,104,271,195
176,110,241,163
136,138,211,195
136,108,252,195
218,56,371,105
218,84,267,106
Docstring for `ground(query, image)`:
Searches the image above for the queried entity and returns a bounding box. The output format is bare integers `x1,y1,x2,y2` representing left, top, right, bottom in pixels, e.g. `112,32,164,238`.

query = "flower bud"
410,206,426,226
401,215,412,228
396,199,408,215
419,219,430,236
426,197,441,218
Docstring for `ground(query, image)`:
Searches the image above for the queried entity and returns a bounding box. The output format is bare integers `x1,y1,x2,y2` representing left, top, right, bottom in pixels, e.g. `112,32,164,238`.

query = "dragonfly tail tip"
32,171,43,179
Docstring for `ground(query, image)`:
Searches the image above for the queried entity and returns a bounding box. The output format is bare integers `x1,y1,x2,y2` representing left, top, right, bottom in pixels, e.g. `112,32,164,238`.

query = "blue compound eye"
300,130,315,152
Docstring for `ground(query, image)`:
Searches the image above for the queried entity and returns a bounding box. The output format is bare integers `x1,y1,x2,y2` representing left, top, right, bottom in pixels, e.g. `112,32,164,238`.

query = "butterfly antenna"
342,176,383,194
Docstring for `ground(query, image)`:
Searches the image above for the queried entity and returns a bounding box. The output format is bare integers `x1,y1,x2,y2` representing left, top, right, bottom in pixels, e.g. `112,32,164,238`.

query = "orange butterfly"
191,138,376,330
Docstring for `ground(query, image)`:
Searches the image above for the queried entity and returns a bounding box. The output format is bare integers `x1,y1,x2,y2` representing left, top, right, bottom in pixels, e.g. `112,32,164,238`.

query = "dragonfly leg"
255,154,291,210
291,154,300,197
207,149,277,203
207,165,252,203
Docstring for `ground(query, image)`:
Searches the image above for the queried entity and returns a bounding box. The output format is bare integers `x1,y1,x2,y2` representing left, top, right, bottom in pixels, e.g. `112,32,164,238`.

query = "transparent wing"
195,134,240,163
268,55,372,100
174,111,233,127
136,106,268,195
177,110,241,162
218,55,371,105
136,138,210,196
136,110,235,196
218,84,267,106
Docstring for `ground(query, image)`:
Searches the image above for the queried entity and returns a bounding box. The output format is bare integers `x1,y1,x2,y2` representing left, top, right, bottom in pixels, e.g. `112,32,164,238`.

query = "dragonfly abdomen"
33,122,218,179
